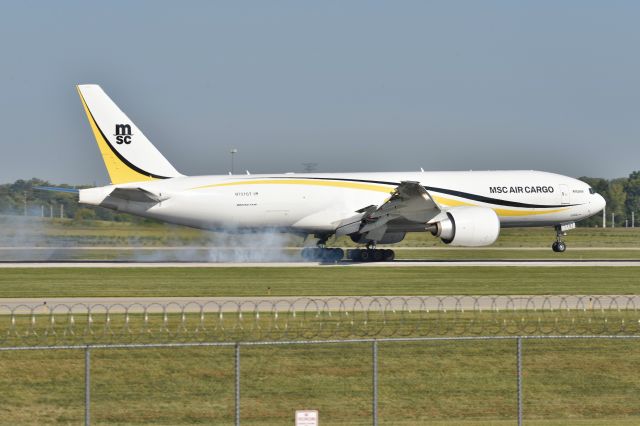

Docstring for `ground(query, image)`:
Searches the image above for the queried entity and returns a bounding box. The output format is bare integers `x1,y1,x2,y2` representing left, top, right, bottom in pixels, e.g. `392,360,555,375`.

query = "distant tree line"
579,171,640,227
1,175,639,227
0,178,154,223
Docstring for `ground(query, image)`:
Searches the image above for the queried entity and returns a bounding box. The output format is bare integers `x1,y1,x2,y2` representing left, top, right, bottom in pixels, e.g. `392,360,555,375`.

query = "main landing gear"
301,247,344,262
552,225,567,253
346,242,395,262
346,248,395,262
300,240,396,263
301,236,344,262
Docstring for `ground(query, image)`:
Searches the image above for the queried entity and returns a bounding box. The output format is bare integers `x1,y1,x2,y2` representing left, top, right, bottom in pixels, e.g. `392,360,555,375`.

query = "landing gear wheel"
383,249,395,262
553,242,566,253
301,247,344,263
551,225,569,253
345,248,396,262
360,249,371,261
301,247,312,260
347,249,361,261
332,248,344,262
373,250,384,262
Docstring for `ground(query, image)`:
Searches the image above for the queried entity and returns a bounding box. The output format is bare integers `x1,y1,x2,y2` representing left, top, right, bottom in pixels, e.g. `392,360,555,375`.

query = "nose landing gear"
552,225,568,253
552,240,566,253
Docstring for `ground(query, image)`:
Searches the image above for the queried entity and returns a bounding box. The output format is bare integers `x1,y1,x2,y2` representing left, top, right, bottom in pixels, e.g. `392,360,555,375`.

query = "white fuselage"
80,170,606,235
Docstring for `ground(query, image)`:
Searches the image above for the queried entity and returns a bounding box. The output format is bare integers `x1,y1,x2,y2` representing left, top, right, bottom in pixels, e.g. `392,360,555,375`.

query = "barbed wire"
1,295,640,346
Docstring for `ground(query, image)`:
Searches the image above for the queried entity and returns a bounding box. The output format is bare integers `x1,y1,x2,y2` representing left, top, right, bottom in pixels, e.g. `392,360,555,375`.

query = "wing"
335,181,441,239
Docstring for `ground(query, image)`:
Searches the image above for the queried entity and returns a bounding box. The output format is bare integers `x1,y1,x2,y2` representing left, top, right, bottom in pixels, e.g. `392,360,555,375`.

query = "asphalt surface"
1,295,636,314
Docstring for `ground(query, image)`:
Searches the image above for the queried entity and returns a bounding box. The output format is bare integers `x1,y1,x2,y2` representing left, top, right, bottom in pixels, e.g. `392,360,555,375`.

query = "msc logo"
114,124,133,144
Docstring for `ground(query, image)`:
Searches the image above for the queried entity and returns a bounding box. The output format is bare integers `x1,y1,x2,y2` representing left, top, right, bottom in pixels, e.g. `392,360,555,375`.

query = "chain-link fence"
2,336,640,425
3,296,640,424
2,295,640,346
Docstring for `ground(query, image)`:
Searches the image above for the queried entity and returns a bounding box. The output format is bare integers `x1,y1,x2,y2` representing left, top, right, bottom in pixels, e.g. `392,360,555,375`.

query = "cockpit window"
589,188,595,194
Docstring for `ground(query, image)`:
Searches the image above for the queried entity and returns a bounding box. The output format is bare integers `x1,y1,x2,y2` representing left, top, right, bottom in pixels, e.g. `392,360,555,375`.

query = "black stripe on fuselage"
267,176,581,209
79,92,170,180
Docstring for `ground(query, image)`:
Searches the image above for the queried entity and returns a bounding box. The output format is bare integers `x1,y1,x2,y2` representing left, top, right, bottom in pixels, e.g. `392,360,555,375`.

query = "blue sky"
1,1,639,184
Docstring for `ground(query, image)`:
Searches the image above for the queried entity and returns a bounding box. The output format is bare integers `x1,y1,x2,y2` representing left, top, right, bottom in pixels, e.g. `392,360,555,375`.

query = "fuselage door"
559,184,570,205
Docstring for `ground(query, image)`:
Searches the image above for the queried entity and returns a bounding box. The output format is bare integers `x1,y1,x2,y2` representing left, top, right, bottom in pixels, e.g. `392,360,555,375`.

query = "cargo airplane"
42,85,607,262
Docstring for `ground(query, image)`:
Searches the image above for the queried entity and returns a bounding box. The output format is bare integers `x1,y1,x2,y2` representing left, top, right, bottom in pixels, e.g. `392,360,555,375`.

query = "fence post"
517,337,523,426
372,340,378,426
235,343,240,426
85,346,91,426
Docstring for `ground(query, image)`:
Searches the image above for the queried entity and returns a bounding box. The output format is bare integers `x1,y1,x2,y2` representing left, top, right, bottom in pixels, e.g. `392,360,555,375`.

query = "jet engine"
429,206,500,247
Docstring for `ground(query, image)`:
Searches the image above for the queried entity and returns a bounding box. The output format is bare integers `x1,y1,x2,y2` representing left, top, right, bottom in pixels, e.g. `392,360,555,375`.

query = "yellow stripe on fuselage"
192,179,396,193
192,179,569,217
431,195,569,217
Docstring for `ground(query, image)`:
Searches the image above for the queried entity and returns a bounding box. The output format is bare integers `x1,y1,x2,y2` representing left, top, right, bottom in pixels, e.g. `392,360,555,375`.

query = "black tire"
360,249,370,262
319,249,333,262
301,247,310,260
556,242,566,253
347,249,361,261
551,242,558,253
384,249,395,261
333,248,345,262
309,248,321,261
373,250,384,262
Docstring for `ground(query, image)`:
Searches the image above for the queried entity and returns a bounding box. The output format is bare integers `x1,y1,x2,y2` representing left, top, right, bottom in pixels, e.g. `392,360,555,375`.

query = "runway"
1,259,640,267
1,295,637,314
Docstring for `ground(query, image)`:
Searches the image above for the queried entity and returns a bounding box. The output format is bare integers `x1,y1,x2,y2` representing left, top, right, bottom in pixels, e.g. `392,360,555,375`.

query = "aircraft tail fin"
76,84,182,185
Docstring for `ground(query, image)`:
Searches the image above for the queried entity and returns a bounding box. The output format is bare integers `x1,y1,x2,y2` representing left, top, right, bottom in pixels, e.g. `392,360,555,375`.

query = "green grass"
0,266,639,298
2,340,640,424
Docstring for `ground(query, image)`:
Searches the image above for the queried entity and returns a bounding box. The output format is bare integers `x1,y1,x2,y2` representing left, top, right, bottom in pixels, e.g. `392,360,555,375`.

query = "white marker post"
295,410,318,426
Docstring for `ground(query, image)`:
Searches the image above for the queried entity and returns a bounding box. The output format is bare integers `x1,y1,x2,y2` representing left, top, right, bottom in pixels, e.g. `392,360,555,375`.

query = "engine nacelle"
431,206,500,247
350,231,406,245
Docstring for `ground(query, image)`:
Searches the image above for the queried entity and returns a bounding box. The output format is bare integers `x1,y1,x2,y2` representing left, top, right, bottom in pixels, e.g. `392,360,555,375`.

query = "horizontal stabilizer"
109,187,169,203
34,186,80,194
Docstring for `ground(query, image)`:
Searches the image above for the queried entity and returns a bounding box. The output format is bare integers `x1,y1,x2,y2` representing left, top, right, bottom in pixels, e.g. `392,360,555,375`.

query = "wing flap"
336,181,441,238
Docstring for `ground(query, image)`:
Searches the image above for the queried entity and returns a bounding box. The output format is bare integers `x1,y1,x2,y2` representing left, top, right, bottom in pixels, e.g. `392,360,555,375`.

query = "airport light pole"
230,148,238,174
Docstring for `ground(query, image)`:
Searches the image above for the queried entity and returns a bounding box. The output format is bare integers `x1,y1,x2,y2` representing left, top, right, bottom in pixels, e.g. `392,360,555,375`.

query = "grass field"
0,266,638,298
0,265,638,426
2,339,640,425
1,218,639,424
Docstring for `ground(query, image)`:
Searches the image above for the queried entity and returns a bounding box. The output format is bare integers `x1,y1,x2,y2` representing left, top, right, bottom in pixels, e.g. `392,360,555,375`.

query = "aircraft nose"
592,193,606,212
